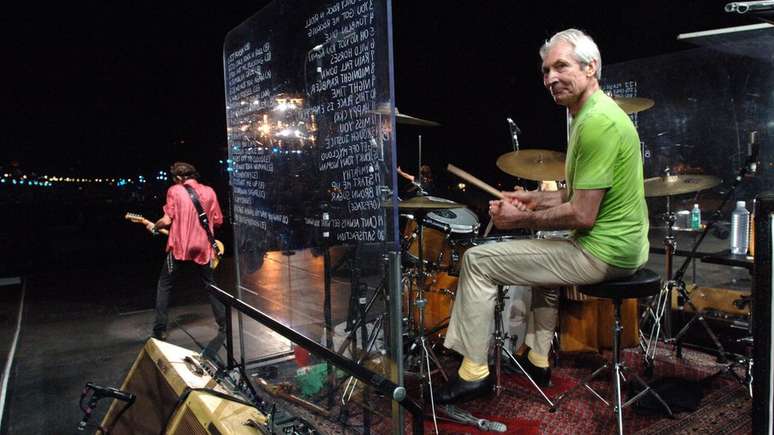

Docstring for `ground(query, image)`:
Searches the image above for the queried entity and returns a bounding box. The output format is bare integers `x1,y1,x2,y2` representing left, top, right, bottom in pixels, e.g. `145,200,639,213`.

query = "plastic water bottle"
730,201,750,255
691,203,701,230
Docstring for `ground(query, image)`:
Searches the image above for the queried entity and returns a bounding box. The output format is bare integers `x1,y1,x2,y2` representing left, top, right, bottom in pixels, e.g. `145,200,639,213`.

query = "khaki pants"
444,238,636,365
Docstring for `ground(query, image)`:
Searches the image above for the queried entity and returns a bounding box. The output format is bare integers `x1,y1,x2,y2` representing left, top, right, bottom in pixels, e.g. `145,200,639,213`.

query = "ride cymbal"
383,196,462,210
610,96,655,114
643,174,721,197
496,149,566,181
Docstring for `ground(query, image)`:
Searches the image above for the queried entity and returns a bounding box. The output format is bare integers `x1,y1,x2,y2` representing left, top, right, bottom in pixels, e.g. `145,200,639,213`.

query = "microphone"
86,382,135,403
725,0,774,13
311,30,358,52
506,118,521,136
506,118,522,151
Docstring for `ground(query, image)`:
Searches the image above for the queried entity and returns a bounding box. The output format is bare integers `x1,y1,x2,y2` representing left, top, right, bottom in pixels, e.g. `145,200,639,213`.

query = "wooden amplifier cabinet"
166,390,267,434
98,338,220,435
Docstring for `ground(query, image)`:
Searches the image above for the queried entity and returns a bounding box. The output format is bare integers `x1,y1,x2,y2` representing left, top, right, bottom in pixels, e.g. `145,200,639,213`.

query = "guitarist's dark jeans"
153,253,226,335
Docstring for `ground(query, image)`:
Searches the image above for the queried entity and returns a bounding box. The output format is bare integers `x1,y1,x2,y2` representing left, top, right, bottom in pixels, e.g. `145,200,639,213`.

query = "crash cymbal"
610,95,655,114
371,106,441,127
384,196,462,210
643,174,721,197
496,149,566,181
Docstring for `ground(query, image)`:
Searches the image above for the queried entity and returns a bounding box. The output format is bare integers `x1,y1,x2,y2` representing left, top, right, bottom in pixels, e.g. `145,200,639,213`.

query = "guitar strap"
182,184,220,261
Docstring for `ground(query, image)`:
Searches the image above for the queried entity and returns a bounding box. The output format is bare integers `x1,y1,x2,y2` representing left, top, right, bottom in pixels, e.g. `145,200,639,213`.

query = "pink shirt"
163,179,223,265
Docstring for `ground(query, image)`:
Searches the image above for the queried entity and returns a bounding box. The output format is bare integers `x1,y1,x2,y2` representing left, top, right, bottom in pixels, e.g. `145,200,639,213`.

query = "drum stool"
553,269,673,434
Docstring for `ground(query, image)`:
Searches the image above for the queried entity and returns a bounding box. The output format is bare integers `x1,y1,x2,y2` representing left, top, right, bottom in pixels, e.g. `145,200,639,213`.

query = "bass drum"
403,272,458,337
559,286,640,352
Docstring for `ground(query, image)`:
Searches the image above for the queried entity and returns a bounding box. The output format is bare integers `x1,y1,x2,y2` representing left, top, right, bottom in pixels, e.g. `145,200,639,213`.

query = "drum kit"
387,95,750,404
389,95,660,357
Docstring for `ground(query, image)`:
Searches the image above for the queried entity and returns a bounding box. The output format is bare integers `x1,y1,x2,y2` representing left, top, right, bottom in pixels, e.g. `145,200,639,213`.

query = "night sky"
1,1,753,182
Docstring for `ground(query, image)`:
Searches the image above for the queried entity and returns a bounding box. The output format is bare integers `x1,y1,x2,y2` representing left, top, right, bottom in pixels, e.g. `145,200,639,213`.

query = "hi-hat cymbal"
371,106,441,127
643,174,721,197
384,196,462,210
610,96,655,114
496,149,566,181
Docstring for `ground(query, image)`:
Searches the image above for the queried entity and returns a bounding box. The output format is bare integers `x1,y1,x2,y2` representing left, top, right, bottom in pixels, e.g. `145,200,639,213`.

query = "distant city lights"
0,168,177,190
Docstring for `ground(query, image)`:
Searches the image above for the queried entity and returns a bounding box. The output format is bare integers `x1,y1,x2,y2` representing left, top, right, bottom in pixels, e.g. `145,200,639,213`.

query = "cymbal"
371,106,441,127
610,95,655,114
643,174,721,197
384,196,462,210
496,149,566,181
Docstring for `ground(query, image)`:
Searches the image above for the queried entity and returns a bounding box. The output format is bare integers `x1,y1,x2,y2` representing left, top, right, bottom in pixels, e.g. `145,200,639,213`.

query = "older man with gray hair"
435,28,649,404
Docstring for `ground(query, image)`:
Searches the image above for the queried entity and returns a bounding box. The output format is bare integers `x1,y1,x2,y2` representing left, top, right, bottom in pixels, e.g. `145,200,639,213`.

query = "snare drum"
404,197,480,269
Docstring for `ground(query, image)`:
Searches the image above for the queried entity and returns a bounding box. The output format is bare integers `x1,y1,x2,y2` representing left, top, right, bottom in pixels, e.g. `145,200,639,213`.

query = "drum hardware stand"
506,117,523,187
639,191,731,376
343,243,369,333
410,209,449,398
336,268,389,356
638,199,677,374
643,138,759,372
710,340,754,399
437,406,507,432
669,136,760,362
708,295,754,399
492,286,556,410
320,206,336,409
340,314,386,402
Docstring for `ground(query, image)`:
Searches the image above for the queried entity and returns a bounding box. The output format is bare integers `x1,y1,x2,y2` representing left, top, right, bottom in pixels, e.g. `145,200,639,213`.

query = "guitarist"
146,162,224,343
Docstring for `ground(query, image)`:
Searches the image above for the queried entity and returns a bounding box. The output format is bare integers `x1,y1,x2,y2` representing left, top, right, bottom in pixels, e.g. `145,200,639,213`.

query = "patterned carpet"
254,346,752,434
416,346,752,435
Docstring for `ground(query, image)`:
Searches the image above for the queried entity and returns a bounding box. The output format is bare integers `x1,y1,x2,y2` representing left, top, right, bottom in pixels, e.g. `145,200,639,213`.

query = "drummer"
397,165,434,196
436,28,649,404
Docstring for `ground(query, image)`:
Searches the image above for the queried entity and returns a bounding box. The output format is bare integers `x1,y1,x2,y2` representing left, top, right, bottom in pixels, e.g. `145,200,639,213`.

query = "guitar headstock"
125,213,148,224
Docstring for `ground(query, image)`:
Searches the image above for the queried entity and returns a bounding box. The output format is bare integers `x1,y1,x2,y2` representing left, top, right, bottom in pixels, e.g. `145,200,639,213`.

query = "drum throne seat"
553,268,673,434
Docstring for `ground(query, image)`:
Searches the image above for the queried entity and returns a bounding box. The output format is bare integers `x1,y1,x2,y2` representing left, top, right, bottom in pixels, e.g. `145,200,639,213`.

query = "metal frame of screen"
753,192,773,432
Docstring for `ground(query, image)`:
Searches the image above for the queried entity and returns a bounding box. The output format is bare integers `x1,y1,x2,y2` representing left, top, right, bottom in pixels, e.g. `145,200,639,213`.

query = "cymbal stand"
638,196,675,373
410,209,448,404
413,135,429,196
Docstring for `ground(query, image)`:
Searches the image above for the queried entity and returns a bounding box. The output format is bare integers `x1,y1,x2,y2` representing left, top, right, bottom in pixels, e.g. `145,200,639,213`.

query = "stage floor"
0,241,753,433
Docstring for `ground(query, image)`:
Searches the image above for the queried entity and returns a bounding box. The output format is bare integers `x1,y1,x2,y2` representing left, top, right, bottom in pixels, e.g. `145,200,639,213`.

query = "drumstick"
446,164,504,199
482,219,494,237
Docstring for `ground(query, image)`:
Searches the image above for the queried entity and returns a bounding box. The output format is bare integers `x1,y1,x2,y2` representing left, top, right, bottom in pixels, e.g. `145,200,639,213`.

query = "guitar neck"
130,215,169,236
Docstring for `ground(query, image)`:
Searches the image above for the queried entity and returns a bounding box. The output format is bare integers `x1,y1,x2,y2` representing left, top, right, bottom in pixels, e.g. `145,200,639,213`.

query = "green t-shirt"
566,90,649,269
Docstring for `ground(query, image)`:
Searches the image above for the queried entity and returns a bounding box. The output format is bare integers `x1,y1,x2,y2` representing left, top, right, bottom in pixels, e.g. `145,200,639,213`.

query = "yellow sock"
458,357,489,381
527,350,550,368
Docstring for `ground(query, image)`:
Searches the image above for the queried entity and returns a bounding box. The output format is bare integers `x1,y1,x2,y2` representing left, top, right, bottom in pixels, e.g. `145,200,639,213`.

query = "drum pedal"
442,405,507,432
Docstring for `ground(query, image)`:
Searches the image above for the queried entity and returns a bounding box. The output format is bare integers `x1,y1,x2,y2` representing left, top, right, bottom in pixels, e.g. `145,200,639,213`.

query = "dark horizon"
1,1,753,180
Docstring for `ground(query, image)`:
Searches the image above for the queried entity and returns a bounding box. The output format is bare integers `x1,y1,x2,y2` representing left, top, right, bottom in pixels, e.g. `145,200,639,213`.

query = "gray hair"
539,29,602,80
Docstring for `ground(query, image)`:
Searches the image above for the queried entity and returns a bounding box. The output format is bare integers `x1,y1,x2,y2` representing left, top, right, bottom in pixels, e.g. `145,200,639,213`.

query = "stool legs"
613,300,624,435
554,298,673,434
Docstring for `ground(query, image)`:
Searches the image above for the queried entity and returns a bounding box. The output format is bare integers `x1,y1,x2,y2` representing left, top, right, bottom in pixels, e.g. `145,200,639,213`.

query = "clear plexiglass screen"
223,0,405,430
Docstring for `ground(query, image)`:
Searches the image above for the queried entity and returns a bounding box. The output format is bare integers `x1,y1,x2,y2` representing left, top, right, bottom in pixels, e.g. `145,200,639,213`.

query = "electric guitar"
125,213,224,269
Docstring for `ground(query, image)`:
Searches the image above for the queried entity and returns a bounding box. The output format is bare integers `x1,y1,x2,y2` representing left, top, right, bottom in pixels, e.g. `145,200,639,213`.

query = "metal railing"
206,283,425,433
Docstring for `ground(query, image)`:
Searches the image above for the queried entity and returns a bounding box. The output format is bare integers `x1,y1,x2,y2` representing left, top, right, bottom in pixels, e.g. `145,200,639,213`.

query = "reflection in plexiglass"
223,0,405,431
